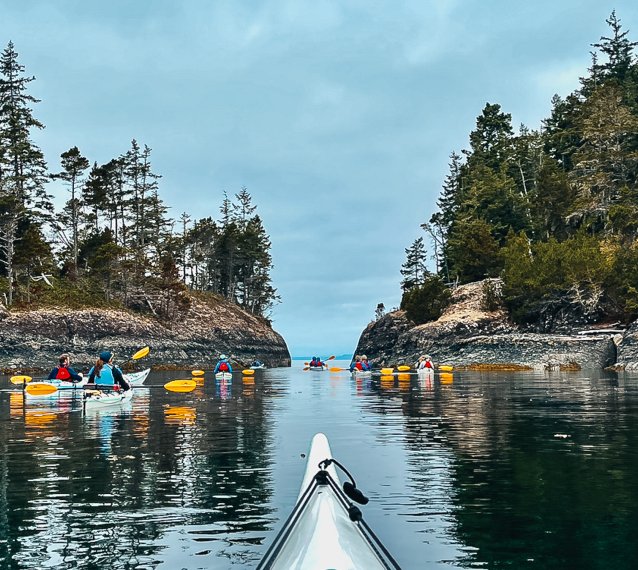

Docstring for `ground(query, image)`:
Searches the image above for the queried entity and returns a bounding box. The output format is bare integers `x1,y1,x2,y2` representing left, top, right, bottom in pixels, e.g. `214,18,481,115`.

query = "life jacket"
218,361,229,372
55,367,71,380
425,361,433,369
90,363,116,385
355,362,363,370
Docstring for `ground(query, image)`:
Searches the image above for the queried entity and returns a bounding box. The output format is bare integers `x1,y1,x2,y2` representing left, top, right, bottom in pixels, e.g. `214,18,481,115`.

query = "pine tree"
0,42,53,305
400,237,428,291
55,146,90,274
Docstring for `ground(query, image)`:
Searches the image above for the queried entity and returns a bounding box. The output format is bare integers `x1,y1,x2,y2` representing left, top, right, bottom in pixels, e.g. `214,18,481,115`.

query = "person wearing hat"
48,353,83,382
87,351,130,391
214,354,233,374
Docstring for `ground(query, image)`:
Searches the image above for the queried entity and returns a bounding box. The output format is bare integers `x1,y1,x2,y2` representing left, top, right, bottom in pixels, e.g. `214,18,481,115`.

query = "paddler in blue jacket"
214,354,233,374
48,353,83,382
87,351,130,391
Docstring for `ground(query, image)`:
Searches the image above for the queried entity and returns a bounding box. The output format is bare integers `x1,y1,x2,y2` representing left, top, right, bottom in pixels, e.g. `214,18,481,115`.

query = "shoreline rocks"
355,280,625,371
0,295,291,373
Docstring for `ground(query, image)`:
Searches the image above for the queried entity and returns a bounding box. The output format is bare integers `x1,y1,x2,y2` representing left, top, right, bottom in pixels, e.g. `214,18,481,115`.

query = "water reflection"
1,365,638,568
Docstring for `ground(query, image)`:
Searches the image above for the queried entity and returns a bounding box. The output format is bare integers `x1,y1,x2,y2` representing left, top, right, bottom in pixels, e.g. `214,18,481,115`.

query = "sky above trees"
1,1,637,356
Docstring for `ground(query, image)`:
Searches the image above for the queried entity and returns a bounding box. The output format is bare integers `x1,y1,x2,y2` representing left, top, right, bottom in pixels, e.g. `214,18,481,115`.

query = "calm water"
1,362,638,569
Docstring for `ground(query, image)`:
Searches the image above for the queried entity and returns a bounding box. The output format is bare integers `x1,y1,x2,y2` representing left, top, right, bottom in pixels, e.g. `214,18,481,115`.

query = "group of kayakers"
349,355,371,372
309,356,328,368
47,351,131,391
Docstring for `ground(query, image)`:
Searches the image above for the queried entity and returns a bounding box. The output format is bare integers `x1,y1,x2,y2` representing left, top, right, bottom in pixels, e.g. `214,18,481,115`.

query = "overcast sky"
1,1,637,357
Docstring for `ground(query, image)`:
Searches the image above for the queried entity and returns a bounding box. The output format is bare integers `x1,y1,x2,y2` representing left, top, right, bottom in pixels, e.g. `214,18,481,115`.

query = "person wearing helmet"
214,354,233,374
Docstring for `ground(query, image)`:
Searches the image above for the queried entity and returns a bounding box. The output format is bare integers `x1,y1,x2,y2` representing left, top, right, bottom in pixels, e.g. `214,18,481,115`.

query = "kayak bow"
257,433,400,569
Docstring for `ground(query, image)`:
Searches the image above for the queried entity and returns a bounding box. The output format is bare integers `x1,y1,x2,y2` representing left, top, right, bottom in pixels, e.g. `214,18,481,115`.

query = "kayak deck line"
257,433,401,569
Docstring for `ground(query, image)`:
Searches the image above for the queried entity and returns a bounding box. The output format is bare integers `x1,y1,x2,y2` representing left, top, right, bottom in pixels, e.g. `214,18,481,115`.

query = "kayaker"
416,355,433,370
360,355,371,371
252,359,263,367
87,351,130,391
349,355,361,372
47,353,83,382
214,354,233,374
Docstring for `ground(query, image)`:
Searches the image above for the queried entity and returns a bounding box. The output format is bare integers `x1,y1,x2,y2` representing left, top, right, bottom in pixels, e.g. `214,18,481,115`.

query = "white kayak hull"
25,377,88,395
215,372,232,380
352,370,372,379
83,389,132,409
416,367,434,375
250,364,266,369
258,433,399,569
124,368,151,386
307,366,325,371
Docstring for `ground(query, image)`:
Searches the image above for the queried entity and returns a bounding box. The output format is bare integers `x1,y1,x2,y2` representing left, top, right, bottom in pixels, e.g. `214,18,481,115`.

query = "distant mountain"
292,354,352,361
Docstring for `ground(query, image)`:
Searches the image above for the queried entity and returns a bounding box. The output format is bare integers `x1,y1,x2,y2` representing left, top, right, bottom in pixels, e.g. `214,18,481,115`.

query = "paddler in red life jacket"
87,351,130,391
47,353,83,382
360,355,371,371
349,355,361,372
214,354,233,374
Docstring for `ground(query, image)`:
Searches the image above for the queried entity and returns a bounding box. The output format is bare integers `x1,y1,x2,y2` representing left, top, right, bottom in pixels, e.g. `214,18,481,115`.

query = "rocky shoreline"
0,294,291,373
355,280,638,371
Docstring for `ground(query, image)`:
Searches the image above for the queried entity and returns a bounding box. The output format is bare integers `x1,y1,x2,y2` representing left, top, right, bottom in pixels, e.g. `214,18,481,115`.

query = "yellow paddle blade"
439,365,454,371
381,368,394,375
10,375,33,385
191,370,205,377
132,346,150,360
25,383,58,396
329,367,344,372
397,365,411,371
242,369,255,375
164,379,196,393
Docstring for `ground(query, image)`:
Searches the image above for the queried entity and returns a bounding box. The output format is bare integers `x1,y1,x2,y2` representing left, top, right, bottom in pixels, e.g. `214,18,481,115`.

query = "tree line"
400,11,638,329
0,42,278,320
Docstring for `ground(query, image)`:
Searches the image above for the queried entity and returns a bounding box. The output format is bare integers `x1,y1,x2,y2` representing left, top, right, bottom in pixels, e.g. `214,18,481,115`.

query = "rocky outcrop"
355,280,619,370
0,294,290,372
613,320,638,370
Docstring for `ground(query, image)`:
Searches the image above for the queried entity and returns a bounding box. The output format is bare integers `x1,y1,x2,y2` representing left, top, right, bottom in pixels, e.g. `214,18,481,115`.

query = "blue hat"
99,351,113,362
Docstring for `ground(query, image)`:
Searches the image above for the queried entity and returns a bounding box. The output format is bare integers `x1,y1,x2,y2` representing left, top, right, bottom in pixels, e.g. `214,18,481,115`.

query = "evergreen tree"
465,103,514,173
0,42,53,304
55,146,90,275
591,11,638,84
400,237,428,291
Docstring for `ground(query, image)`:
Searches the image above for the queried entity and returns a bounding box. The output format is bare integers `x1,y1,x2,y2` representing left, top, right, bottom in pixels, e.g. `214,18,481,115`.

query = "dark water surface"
1,362,638,569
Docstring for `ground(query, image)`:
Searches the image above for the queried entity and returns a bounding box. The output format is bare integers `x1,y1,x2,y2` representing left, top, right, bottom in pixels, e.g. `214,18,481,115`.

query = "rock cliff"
355,280,621,370
0,294,290,372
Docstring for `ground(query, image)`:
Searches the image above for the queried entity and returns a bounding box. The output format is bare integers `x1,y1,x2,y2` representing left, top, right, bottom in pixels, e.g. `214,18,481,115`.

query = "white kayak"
215,372,232,381
257,433,400,569
416,367,434,375
352,369,372,379
250,364,267,369
307,365,325,371
124,368,151,386
29,376,88,391
83,388,133,409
